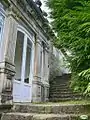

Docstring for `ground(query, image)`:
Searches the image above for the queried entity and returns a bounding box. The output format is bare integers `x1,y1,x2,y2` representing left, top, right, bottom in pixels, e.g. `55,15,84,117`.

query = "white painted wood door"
13,27,34,102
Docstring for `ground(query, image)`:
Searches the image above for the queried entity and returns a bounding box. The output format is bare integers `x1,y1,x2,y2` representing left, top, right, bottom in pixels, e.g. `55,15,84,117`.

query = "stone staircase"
0,74,89,120
49,74,83,102
0,103,90,120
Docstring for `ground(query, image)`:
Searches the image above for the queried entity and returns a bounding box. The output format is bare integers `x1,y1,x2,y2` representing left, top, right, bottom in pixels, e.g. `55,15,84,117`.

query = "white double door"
13,27,34,102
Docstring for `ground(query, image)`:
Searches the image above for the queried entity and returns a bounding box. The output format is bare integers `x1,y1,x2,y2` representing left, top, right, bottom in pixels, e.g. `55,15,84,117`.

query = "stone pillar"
45,48,49,82
42,47,50,102
32,36,43,102
32,34,50,102
0,13,18,104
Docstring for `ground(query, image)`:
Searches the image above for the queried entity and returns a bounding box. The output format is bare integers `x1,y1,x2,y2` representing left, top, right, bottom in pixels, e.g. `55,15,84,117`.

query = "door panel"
13,81,21,102
22,85,31,102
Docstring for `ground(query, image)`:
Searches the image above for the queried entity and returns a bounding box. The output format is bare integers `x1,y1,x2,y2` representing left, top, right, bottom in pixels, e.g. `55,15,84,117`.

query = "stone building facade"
0,0,52,104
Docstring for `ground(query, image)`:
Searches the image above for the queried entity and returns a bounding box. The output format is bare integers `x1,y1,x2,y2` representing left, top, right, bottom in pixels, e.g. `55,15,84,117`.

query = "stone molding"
0,61,15,74
0,61,15,104
6,0,51,42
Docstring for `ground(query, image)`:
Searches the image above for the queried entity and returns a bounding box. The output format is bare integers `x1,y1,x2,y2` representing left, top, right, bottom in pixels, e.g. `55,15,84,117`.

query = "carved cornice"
0,0,55,41
0,0,10,9
0,61,15,76
9,0,54,41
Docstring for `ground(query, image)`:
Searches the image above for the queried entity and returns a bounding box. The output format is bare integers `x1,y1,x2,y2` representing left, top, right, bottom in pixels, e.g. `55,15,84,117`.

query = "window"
24,38,32,83
14,27,33,84
14,31,24,81
0,12,4,45
40,50,42,74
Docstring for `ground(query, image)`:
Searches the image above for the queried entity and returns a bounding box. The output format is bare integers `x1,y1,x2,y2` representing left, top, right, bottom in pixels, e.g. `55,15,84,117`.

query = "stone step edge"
11,104,90,114
13,103,90,107
49,98,83,101
50,93,82,96
32,114,90,119
1,113,90,118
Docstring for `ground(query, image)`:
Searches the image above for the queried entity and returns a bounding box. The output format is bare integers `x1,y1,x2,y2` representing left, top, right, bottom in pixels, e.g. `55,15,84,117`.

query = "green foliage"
47,0,90,94
79,69,90,95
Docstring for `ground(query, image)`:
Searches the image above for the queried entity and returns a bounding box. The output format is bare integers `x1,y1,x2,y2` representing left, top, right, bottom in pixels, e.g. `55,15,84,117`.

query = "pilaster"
32,34,50,102
32,35,42,102
0,11,18,104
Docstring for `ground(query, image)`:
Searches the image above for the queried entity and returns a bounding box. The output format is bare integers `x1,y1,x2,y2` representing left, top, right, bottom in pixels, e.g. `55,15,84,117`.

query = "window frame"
15,25,34,85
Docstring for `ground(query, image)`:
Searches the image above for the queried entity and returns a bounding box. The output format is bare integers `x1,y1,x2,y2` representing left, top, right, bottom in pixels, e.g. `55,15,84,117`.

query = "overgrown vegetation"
47,0,90,95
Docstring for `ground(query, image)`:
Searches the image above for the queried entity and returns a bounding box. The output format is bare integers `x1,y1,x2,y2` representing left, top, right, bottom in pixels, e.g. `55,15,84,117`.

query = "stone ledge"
1,113,90,120
0,104,12,113
1,113,33,120
12,103,90,114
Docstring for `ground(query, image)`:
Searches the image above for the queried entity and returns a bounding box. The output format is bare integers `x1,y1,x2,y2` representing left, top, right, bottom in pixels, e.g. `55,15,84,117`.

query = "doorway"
13,28,34,102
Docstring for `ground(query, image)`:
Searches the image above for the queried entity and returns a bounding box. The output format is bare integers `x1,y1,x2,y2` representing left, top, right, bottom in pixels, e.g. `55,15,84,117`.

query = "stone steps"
50,90,70,93
49,74,83,101
32,114,90,120
50,86,71,90
50,87,69,90
50,93,82,98
49,97,82,102
0,112,88,120
1,113,90,120
50,89,72,93
1,113,33,120
50,91,79,94
0,103,90,120
1,103,90,120
11,104,90,114
51,84,68,86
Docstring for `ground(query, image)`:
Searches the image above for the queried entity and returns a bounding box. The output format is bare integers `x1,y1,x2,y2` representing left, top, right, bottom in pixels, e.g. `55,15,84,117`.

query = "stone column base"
0,61,15,105
32,80,42,102
43,84,49,102
32,76,50,102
